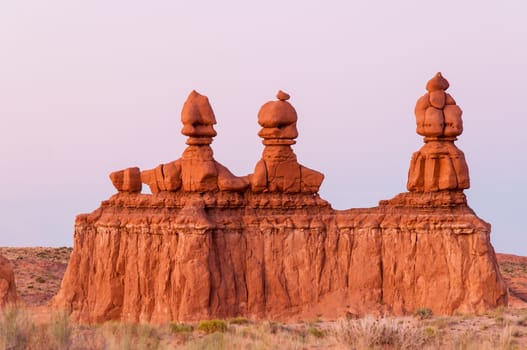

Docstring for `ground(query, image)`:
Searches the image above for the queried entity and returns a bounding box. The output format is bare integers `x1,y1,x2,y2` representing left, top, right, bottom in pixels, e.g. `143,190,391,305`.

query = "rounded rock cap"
181,90,217,127
181,90,217,138
426,72,450,92
257,90,297,128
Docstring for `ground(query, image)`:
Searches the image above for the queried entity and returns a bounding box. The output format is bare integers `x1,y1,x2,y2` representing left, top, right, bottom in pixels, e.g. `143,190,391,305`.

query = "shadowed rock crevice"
53,77,507,323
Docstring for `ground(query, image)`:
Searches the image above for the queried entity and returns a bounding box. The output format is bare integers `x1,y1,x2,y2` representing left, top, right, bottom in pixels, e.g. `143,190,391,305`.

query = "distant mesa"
53,74,506,324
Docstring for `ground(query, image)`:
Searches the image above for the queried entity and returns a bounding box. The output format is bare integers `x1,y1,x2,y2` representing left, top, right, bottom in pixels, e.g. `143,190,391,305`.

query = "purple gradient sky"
1,1,526,255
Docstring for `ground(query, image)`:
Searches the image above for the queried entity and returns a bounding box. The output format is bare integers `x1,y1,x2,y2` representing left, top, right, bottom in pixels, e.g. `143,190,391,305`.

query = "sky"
1,1,526,255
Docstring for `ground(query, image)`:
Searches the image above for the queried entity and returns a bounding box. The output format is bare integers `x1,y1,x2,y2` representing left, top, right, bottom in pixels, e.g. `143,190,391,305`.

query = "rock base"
53,191,507,323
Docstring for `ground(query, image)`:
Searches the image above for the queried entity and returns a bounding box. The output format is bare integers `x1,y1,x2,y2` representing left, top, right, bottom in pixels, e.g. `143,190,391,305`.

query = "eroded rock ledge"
53,75,507,323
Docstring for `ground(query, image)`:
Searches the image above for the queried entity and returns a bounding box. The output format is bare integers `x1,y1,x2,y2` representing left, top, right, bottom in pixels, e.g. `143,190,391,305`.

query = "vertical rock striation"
53,79,507,323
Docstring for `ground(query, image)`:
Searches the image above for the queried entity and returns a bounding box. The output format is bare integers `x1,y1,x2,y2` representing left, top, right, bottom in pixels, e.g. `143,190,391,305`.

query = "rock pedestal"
408,73,469,192
53,81,507,324
250,91,324,193
140,90,249,193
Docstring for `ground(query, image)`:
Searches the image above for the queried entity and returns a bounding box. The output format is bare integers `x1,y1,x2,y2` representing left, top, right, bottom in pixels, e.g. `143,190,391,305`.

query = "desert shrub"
413,307,433,320
36,251,50,258
228,316,250,325
184,332,225,350
307,325,325,338
171,322,194,333
337,315,429,349
197,319,227,334
423,326,437,338
182,321,325,350
517,315,527,327
47,309,72,350
0,304,34,350
101,322,161,350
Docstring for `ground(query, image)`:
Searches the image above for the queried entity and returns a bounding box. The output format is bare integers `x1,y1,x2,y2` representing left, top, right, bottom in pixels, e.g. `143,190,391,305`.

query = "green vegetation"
170,322,194,333
197,319,228,334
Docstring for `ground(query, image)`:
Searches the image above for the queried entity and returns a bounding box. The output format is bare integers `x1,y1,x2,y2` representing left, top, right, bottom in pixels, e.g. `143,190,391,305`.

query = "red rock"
109,167,142,193
257,91,297,128
216,163,250,192
251,92,323,193
276,90,290,101
257,123,299,139
426,72,449,91
181,90,218,143
443,105,463,137
429,90,446,109
162,160,183,191
423,107,445,136
414,94,430,136
140,92,249,193
445,93,456,105
0,254,17,307
408,73,469,192
53,189,506,323
53,82,504,324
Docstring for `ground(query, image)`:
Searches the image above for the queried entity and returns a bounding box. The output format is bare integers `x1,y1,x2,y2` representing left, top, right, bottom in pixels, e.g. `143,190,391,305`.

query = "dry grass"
1,305,526,349
336,315,431,349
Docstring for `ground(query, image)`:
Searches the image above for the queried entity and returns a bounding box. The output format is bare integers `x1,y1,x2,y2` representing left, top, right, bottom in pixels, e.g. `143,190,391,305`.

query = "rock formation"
408,72,469,192
0,254,17,307
250,91,324,193
140,90,249,193
53,79,507,324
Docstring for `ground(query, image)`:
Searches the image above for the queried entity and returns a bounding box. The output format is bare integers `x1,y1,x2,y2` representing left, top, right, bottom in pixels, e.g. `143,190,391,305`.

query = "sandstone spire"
250,91,324,193
108,90,249,193
407,73,470,192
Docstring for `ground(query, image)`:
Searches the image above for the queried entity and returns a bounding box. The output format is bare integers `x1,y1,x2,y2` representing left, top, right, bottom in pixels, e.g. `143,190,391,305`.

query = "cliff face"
53,190,506,323
0,254,17,307
53,80,507,323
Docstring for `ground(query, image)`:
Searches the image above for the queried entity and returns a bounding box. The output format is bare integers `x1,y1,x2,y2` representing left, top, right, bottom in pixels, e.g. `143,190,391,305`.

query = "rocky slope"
0,253,17,307
496,253,527,307
0,247,71,306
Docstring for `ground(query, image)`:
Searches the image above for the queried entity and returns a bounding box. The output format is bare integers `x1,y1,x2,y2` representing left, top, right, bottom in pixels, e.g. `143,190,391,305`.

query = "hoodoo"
53,76,507,323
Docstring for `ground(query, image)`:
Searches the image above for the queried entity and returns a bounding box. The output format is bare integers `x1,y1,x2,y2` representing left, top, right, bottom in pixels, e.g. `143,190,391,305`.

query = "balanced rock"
139,90,249,193
250,91,324,193
181,90,217,144
109,167,142,193
0,254,17,307
408,73,469,192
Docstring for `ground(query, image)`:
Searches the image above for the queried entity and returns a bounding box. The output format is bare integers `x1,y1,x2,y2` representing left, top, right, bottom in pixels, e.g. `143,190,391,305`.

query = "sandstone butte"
0,254,17,307
52,74,507,324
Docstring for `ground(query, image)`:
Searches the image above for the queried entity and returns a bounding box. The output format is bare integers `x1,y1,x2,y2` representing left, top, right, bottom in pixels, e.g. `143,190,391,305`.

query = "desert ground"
0,247,526,349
